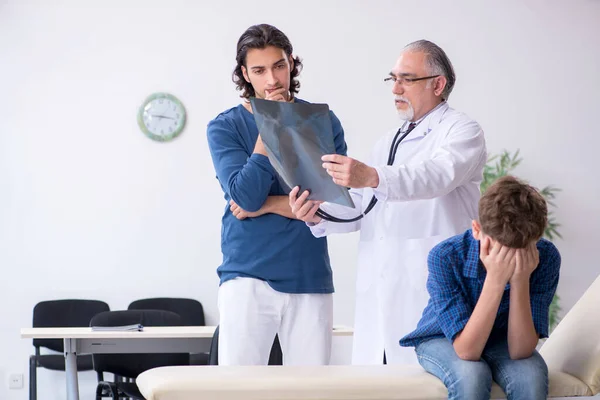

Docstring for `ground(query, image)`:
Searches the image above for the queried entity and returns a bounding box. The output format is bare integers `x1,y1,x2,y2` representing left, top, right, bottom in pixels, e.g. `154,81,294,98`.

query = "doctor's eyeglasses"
384,74,440,86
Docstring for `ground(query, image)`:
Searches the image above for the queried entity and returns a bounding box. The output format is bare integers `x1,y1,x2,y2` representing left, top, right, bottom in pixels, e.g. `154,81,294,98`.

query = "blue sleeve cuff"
534,318,549,339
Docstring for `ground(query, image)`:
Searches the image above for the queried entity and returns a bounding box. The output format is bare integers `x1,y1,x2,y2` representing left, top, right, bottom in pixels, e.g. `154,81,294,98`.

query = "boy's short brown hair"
479,176,548,248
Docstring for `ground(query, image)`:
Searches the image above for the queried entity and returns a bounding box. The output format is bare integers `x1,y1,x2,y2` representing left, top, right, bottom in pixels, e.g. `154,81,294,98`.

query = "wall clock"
137,92,186,142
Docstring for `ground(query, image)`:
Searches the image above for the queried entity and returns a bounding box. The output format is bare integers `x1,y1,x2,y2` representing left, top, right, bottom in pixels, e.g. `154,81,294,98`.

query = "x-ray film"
250,98,355,208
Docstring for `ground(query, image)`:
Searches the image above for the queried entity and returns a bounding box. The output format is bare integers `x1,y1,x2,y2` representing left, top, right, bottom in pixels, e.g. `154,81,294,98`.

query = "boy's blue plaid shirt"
400,229,561,347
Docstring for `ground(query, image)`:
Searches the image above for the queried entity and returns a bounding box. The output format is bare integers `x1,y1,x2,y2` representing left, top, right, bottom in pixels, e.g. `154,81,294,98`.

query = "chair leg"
112,382,119,400
95,382,103,400
96,382,118,400
29,356,37,400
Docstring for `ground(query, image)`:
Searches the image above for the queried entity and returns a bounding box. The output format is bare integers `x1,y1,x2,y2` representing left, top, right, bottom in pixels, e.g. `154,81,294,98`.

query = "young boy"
400,176,561,399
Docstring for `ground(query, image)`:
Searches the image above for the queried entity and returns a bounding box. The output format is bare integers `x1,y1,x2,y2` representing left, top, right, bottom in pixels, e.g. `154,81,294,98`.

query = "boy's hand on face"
511,242,540,284
480,237,517,288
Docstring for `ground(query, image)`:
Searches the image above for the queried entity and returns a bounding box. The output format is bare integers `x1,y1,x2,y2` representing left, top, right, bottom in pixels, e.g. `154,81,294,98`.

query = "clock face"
137,93,186,142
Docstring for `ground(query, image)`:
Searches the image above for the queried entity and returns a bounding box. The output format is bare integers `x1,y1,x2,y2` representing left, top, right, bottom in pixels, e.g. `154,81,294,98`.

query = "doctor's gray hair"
404,40,456,100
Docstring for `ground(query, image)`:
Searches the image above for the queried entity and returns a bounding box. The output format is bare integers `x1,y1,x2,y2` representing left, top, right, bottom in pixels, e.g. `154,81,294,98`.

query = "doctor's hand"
288,186,323,224
229,200,262,220
321,155,379,189
480,237,517,288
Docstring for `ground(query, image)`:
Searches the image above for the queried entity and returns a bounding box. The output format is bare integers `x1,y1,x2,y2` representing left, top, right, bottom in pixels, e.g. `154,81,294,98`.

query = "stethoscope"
315,102,445,223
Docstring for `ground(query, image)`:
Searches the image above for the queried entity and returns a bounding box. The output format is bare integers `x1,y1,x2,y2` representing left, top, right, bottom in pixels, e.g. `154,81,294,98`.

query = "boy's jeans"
415,338,548,400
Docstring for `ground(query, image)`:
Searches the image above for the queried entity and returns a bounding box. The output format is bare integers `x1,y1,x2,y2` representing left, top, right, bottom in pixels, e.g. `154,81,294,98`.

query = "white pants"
218,277,333,365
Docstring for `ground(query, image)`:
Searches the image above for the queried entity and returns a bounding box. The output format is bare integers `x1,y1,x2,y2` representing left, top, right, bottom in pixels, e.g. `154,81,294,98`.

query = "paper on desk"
91,324,143,332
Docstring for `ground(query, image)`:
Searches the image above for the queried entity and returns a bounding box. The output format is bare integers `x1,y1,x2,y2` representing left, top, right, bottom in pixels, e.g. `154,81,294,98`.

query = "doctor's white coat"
310,102,487,365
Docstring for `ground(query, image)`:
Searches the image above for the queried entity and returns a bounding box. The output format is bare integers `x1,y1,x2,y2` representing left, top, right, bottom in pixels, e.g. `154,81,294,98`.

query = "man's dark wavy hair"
233,24,303,99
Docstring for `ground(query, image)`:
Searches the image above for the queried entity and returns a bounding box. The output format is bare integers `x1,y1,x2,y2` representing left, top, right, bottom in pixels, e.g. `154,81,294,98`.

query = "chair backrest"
540,274,600,395
208,325,283,365
33,299,110,353
128,297,205,326
90,310,189,378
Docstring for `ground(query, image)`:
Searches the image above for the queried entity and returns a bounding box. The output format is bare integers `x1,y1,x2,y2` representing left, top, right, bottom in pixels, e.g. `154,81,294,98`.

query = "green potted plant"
480,150,562,332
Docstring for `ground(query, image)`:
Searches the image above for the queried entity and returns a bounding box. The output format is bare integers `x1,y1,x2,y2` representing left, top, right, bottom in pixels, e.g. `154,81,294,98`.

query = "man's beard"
395,96,414,121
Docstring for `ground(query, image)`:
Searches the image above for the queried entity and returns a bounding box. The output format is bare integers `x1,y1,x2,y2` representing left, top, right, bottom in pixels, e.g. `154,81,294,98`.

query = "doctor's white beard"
395,96,414,121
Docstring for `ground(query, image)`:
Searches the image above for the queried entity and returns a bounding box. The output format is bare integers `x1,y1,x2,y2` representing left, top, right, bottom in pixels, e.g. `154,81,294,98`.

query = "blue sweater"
207,100,348,293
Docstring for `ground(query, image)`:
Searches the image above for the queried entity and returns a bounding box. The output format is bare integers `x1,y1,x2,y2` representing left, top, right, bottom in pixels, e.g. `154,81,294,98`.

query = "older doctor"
289,40,487,365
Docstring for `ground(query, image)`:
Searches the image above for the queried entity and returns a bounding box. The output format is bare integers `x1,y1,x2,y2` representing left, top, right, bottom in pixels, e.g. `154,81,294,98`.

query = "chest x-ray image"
250,98,355,208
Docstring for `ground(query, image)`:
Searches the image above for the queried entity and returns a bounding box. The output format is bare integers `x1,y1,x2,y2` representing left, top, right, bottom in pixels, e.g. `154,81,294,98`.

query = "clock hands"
150,114,175,121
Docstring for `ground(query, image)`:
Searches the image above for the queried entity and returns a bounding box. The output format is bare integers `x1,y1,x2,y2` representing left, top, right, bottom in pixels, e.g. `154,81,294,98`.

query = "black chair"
91,310,190,400
127,297,205,326
208,325,283,365
30,299,110,400
128,297,208,365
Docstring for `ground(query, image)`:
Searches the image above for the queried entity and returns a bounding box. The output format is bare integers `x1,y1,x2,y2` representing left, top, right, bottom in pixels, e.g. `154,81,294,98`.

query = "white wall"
1,0,599,398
